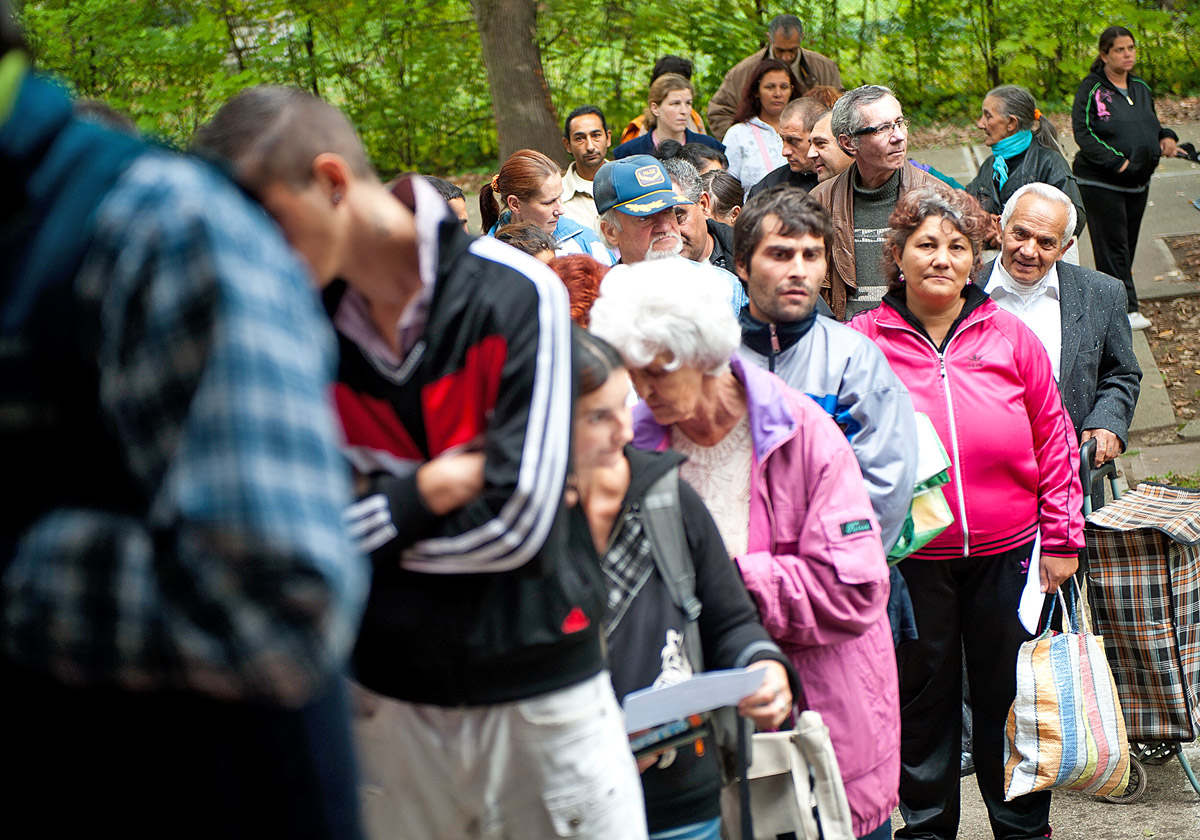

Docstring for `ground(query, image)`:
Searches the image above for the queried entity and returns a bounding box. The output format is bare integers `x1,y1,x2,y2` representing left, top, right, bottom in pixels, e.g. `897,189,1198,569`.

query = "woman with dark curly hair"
851,186,1084,840
721,59,800,199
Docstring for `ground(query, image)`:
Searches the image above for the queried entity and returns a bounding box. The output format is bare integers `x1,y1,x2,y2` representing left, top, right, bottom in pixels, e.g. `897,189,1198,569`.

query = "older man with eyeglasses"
810,85,952,319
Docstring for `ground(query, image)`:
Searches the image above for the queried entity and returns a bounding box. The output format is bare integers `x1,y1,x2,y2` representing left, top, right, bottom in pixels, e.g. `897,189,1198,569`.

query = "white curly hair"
588,258,741,377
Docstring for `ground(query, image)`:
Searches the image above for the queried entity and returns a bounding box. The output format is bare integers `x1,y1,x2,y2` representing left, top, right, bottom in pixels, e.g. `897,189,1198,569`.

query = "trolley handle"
1080,439,1122,516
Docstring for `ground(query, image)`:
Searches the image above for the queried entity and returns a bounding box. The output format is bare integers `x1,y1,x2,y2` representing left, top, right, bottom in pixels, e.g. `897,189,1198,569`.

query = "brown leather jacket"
809,162,950,320
707,47,843,140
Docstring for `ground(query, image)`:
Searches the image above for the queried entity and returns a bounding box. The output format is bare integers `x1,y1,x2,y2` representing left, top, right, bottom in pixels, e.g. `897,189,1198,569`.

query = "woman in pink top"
850,187,1083,840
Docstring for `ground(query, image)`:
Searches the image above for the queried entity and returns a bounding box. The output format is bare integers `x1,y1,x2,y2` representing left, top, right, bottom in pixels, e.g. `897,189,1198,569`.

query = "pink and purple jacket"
850,295,1084,563
633,356,900,836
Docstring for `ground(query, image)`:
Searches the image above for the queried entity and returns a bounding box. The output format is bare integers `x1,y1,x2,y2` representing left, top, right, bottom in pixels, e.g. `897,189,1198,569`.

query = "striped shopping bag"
1003,580,1130,800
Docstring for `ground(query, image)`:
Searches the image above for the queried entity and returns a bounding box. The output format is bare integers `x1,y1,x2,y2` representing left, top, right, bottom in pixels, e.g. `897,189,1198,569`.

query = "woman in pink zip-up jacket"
850,187,1084,840
590,259,899,840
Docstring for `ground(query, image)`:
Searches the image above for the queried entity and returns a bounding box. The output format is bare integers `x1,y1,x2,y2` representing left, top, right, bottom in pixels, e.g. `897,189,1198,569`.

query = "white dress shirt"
984,259,1062,381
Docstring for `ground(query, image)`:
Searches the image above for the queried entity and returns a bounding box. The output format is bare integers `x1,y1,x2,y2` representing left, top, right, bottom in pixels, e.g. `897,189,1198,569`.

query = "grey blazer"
983,259,1141,447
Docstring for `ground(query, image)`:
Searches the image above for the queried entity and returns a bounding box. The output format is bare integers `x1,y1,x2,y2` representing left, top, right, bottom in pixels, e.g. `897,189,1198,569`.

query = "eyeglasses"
851,116,910,137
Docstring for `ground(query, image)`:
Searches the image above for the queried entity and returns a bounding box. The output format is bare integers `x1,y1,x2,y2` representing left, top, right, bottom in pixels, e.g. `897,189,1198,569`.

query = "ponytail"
985,84,1062,156
479,150,560,235
479,174,501,234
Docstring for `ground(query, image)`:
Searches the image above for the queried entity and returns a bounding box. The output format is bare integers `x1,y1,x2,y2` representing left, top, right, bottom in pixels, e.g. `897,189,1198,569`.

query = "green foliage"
13,0,1199,173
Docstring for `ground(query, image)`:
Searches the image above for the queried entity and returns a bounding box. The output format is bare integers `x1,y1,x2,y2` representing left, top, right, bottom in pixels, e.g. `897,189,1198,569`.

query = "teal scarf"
991,130,1032,190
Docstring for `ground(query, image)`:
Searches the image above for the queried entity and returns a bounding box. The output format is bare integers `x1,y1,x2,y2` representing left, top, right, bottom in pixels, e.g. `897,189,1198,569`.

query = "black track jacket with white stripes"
333,180,604,706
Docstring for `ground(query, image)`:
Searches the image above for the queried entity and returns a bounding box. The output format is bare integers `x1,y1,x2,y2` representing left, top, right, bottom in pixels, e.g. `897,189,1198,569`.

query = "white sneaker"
1128,311,1152,331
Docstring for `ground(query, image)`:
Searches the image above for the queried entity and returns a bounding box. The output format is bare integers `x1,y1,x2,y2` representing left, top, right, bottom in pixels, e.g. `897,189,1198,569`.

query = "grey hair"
589,259,740,377
767,14,803,40
601,207,625,232
831,85,895,147
985,84,1062,154
1000,183,1077,244
661,157,702,203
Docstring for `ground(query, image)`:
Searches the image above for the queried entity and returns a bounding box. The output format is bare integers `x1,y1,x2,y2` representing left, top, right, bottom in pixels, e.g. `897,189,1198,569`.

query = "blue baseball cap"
593,155,694,216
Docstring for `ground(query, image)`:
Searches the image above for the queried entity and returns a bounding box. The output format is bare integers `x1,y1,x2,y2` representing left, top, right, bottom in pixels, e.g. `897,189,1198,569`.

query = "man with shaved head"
194,85,646,840
747,97,826,199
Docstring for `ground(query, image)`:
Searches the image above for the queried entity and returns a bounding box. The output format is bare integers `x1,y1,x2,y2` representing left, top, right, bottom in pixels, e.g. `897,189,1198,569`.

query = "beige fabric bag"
719,710,855,840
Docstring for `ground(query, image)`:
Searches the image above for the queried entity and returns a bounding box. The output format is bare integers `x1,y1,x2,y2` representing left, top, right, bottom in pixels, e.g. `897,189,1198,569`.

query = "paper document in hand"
622,668,765,733
1018,531,1045,634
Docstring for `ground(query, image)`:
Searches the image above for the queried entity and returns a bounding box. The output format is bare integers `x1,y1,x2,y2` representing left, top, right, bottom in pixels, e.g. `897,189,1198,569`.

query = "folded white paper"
622,668,765,733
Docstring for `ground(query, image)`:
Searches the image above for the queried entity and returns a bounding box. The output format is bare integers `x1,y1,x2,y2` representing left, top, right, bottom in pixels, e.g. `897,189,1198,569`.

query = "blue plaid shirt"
3,153,368,705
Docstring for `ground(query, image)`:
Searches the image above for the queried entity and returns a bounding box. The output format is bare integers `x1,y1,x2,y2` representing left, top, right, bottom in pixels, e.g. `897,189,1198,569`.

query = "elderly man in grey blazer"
983,183,1141,468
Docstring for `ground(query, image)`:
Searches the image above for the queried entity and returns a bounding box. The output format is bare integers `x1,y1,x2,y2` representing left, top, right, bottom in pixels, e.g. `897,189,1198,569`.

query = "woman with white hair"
590,259,900,840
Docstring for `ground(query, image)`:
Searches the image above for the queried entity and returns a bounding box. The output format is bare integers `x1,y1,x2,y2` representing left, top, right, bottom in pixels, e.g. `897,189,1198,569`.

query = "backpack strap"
641,465,750,780
640,466,704,672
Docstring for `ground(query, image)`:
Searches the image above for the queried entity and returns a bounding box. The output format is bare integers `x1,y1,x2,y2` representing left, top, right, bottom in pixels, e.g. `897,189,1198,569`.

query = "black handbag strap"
738,717,753,840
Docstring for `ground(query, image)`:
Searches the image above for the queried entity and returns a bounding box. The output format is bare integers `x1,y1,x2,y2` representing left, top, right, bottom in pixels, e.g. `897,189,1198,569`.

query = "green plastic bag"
888,413,954,564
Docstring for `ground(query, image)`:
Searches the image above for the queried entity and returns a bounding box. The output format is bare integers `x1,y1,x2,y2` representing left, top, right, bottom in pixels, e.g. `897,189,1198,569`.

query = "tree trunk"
470,0,565,166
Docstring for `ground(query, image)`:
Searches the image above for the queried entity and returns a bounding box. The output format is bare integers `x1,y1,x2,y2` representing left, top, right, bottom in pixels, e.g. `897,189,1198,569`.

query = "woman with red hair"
548,254,608,327
480,149,614,265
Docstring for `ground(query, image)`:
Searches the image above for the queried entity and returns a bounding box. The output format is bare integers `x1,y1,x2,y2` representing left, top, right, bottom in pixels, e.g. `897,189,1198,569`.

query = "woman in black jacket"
1072,25,1178,331
570,328,797,840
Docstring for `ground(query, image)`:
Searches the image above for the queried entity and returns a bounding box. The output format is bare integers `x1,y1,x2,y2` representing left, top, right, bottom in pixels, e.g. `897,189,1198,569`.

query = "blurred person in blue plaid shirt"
0,3,369,835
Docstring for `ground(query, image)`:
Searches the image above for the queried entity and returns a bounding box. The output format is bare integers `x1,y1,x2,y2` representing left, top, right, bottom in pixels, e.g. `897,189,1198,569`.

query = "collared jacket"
738,313,917,552
707,46,843,140
809,161,949,320
747,163,819,200
340,183,606,707
488,213,614,266
1072,70,1176,190
633,356,899,837
613,128,724,160
705,218,735,273
850,289,1085,564
966,141,1087,237
982,259,1141,448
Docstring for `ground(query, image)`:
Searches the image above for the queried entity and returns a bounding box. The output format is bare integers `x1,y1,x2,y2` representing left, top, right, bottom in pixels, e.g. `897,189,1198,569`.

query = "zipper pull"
939,355,947,378
770,323,781,353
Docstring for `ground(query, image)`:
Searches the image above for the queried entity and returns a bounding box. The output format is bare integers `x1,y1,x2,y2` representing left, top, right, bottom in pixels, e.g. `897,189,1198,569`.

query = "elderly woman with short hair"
590,259,899,840
850,186,1084,840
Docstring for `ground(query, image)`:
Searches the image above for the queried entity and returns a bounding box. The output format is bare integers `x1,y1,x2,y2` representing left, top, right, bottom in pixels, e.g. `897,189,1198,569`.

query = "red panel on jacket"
422,334,508,455
333,382,425,461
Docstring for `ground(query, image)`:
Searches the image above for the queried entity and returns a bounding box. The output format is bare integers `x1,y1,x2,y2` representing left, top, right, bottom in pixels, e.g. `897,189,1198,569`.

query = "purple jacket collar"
631,355,798,463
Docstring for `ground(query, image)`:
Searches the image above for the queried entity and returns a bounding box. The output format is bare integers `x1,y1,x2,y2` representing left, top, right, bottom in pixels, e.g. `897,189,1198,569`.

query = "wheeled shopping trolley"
1080,440,1200,804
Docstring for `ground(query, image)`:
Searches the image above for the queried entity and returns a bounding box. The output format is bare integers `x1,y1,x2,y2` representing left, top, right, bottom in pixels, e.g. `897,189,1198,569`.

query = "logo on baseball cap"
594,155,694,217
